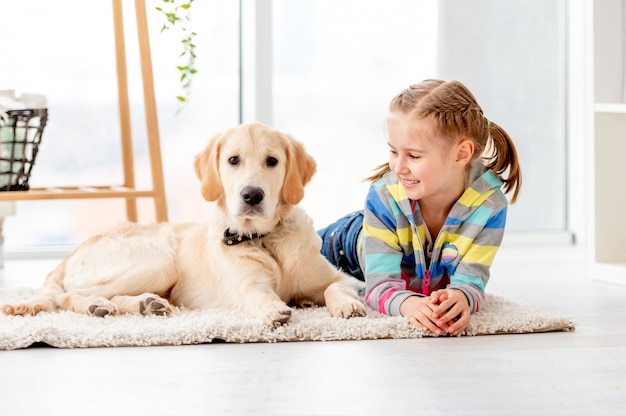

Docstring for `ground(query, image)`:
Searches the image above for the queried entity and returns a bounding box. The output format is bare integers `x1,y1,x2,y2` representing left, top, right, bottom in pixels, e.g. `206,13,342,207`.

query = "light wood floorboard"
1,245,625,416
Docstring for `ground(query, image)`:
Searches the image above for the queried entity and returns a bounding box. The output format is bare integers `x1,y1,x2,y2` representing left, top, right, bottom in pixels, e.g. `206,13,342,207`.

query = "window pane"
274,0,567,234
438,0,567,232
0,0,239,248
273,0,438,229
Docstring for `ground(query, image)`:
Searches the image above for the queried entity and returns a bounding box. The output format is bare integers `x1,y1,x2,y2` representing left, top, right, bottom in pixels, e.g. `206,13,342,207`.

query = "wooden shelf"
0,0,168,224
0,186,157,201
589,0,626,285
594,102,626,113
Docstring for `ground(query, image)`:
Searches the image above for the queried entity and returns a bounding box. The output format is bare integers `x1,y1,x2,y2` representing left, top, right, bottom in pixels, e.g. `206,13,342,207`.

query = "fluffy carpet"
0,288,575,350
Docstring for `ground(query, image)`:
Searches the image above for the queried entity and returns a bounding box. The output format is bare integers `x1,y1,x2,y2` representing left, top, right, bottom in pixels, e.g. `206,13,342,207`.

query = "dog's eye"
266,156,278,167
228,156,240,166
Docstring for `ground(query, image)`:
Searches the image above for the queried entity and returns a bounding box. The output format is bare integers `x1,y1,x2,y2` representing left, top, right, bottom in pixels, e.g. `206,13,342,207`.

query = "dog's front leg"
235,266,292,327
245,289,292,327
324,277,367,318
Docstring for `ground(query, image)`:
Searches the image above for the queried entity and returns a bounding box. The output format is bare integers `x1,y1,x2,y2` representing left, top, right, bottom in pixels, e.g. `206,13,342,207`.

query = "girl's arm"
361,184,421,315
447,204,508,313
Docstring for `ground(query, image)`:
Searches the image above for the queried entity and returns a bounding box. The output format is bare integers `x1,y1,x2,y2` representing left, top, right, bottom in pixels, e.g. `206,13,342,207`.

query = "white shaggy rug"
0,288,575,350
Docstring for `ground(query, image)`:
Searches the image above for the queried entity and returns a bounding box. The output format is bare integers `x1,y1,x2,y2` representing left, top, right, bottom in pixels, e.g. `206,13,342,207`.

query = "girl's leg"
317,211,365,281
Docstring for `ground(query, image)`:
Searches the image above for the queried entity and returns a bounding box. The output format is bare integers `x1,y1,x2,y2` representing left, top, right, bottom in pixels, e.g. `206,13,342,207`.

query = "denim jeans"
317,210,364,281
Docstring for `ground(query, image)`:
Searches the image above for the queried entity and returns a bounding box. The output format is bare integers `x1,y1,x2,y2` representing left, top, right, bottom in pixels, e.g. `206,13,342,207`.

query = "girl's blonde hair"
367,79,522,203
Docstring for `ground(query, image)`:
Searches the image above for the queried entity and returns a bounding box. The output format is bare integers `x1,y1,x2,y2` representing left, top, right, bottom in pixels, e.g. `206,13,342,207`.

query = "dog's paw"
2,303,43,316
328,299,367,319
261,301,292,327
87,299,118,317
139,295,172,316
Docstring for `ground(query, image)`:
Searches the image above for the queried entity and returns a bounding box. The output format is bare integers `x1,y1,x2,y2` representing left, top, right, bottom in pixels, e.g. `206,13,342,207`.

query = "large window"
0,0,569,251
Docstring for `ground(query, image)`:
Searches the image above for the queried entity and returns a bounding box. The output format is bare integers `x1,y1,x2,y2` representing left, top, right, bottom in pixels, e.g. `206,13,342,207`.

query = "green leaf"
156,0,196,112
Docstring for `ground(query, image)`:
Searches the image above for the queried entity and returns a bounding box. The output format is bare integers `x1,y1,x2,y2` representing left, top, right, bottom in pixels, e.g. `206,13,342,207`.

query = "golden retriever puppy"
1,123,366,326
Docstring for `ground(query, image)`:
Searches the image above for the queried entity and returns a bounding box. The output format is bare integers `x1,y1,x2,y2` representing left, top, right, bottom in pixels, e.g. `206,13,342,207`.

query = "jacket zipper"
412,199,433,296
422,270,431,295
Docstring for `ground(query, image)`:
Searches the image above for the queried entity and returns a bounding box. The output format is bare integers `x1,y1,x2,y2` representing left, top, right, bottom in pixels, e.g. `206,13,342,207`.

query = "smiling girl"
318,79,522,336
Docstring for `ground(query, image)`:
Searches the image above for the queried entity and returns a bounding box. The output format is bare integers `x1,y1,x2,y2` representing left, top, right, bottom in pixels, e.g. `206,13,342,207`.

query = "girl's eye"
409,154,421,159
266,156,278,167
228,156,240,165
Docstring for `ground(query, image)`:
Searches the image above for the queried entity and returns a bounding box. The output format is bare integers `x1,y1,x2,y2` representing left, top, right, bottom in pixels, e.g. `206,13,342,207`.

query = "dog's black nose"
241,186,265,206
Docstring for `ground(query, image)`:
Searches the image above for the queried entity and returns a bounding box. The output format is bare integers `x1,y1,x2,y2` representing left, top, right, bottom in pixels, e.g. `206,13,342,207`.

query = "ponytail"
364,163,390,184
484,120,522,203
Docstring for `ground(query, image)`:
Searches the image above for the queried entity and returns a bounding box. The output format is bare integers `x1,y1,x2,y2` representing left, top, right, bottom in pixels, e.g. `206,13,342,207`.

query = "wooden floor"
1,245,625,416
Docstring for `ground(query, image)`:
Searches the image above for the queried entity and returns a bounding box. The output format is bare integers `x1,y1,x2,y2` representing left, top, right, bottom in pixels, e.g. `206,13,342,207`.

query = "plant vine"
155,0,197,112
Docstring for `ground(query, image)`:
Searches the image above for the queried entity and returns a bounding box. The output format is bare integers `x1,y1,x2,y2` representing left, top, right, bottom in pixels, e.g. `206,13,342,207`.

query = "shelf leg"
135,0,168,222
112,0,139,222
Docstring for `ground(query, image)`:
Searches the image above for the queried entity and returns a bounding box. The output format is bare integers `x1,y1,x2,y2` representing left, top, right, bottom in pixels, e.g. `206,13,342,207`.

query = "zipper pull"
422,270,431,295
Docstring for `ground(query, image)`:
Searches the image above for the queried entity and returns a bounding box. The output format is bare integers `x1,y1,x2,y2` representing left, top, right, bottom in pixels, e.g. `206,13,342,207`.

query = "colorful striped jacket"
361,164,508,316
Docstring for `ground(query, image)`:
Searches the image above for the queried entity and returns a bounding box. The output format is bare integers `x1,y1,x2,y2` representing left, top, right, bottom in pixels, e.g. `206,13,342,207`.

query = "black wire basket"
0,108,48,191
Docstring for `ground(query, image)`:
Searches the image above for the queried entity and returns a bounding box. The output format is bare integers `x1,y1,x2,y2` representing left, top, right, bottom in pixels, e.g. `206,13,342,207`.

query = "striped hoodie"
361,163,508,316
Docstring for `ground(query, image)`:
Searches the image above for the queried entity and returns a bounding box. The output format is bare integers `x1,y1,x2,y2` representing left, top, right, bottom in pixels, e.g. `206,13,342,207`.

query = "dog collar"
223,229,269,246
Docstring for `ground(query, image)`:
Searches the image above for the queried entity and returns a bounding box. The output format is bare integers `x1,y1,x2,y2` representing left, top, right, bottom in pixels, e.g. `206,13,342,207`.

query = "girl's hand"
399,296,445,336
429,289,471,336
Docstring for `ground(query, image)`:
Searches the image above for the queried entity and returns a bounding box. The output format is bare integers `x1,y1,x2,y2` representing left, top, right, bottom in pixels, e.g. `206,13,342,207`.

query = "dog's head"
194,123,317,231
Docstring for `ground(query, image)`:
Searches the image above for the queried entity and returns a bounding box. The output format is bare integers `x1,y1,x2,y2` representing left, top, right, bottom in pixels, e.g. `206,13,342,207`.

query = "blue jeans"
317,210,364,281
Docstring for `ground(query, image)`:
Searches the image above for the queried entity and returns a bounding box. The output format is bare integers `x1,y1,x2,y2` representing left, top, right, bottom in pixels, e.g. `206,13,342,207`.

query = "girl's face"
387,112,469,204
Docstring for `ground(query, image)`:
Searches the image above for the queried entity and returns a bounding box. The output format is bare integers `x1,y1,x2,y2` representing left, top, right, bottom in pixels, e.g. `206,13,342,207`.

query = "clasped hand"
399,288,470,336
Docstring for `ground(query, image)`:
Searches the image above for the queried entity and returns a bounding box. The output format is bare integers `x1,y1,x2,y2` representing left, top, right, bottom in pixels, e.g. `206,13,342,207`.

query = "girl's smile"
400,178,420,188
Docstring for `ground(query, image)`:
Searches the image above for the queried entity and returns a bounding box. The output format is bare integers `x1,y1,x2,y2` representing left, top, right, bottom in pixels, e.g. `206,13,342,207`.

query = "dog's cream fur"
2,123,366,326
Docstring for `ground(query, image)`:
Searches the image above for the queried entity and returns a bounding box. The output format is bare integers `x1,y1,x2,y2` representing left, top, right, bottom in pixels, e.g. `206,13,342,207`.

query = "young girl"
318,79,521,336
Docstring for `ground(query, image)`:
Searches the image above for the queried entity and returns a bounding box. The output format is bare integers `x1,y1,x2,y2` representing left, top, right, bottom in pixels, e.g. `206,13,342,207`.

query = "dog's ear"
194,133,224,201
282,135,317,205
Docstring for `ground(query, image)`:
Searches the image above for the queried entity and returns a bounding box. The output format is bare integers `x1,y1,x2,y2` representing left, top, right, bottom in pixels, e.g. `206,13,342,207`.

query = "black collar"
223,229,269,246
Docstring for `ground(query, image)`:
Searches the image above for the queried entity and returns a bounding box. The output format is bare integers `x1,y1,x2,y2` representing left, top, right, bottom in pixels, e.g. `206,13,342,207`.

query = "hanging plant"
155,0,197,112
